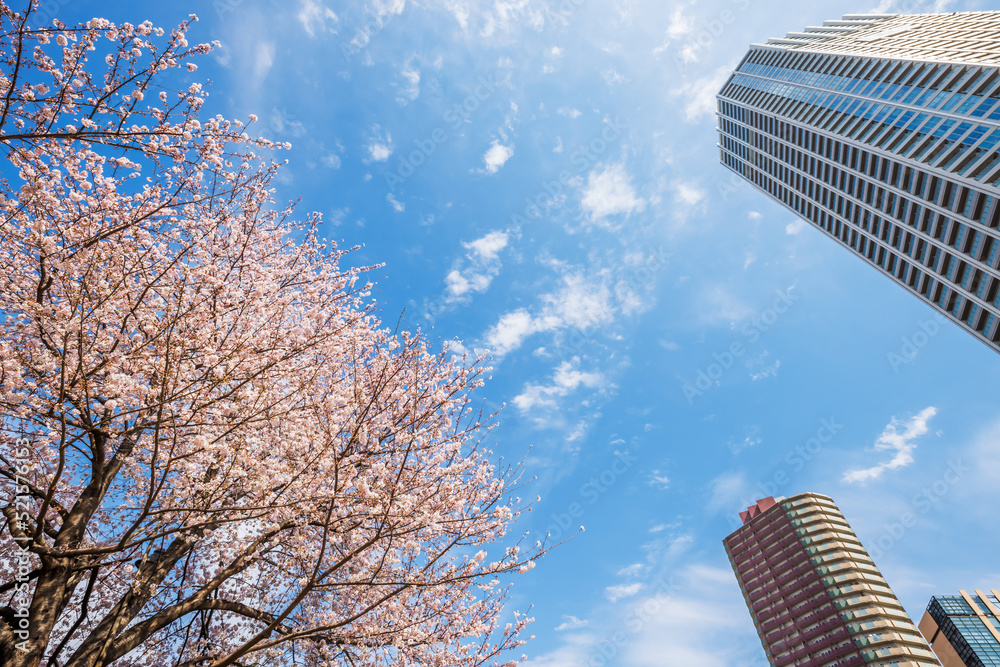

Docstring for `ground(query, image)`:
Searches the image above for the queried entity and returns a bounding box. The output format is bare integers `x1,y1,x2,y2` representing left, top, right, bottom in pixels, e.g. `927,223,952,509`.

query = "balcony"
760,583,825,619
743,553,811,595
775,564,820,592
800,651,864,667
798,616,843,643
798,641,862,667
783,581,824,607
760,611,788,633
761,593,831,633
774,563,810,588
774,629,852,667
789,610,821,630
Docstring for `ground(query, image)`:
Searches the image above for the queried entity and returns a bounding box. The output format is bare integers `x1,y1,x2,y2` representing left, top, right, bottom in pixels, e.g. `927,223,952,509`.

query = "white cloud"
465,230,508,261
445,230,509,301
786,219,807,234
843,407,937,484
484,310,554,357
368,143,392,161
750,361,780,381
512,360,604,413
365,125,393,162
580,163,645,223
747,353,780,381
442,0,470,29
649,523,676,533
482,140,514,174
543,273,615,331
730,432,762,455
482,271,615,358
298,0,338,36
444,268,496,298
254,42,275,80
648,469,671,489
372,0,407,21
748,211,762,220
615,278,648,317
651,5,695,55
673,66,733,121
565,420,589,446
678,42,700,66
399,64,421,102
479,0,545,38
554,615,588,631
321,153,342,168
444,271,473,297
671,181,708,213
666,4,694,38
662,533,694,560
602,68,628,86
605,582,643,602
386,193,405,213
617,563,644,577
557,107,582,118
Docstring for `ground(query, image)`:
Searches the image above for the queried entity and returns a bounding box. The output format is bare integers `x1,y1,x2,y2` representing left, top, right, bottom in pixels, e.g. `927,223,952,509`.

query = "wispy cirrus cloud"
843,406,937,484
605,582,643,602
297,0,338,36
554,615,589,631
673,65,734,121
617,563,644,577
706,471,749,515
386,193,405,212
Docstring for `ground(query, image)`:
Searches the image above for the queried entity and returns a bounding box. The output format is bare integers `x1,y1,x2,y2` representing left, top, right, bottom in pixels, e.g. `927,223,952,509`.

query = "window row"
736,51,1000,119
720,149,1000,343
721,75,1000,183
720,114,1000,277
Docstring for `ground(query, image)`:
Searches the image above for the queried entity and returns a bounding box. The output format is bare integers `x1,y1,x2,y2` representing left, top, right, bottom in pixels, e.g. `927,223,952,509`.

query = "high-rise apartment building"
717,12,1000,353
918,591,1000,666
723,492,941,666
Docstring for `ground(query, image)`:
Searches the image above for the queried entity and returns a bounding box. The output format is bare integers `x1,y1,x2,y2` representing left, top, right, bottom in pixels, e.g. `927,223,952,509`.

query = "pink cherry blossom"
0,4,547,666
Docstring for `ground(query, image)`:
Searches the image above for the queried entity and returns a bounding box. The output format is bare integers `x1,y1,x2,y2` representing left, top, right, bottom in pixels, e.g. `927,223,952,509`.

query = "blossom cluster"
0,3,540,665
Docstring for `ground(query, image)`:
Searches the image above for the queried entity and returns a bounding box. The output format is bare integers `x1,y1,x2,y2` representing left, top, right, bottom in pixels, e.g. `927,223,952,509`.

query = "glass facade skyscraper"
724,492,941,667
919,591,1000,666
717,12,1000,352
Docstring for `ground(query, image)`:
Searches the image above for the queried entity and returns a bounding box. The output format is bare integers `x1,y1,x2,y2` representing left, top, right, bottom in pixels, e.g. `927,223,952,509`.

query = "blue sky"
47,0,1000,663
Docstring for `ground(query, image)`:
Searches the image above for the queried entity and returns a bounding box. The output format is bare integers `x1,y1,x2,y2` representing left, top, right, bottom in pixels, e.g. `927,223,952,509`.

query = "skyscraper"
723,492,941,666
918,591,1000,666
717,12,1000,353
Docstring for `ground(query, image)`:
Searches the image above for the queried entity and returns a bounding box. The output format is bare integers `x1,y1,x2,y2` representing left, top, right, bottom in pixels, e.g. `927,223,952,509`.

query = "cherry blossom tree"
0,3,543,665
